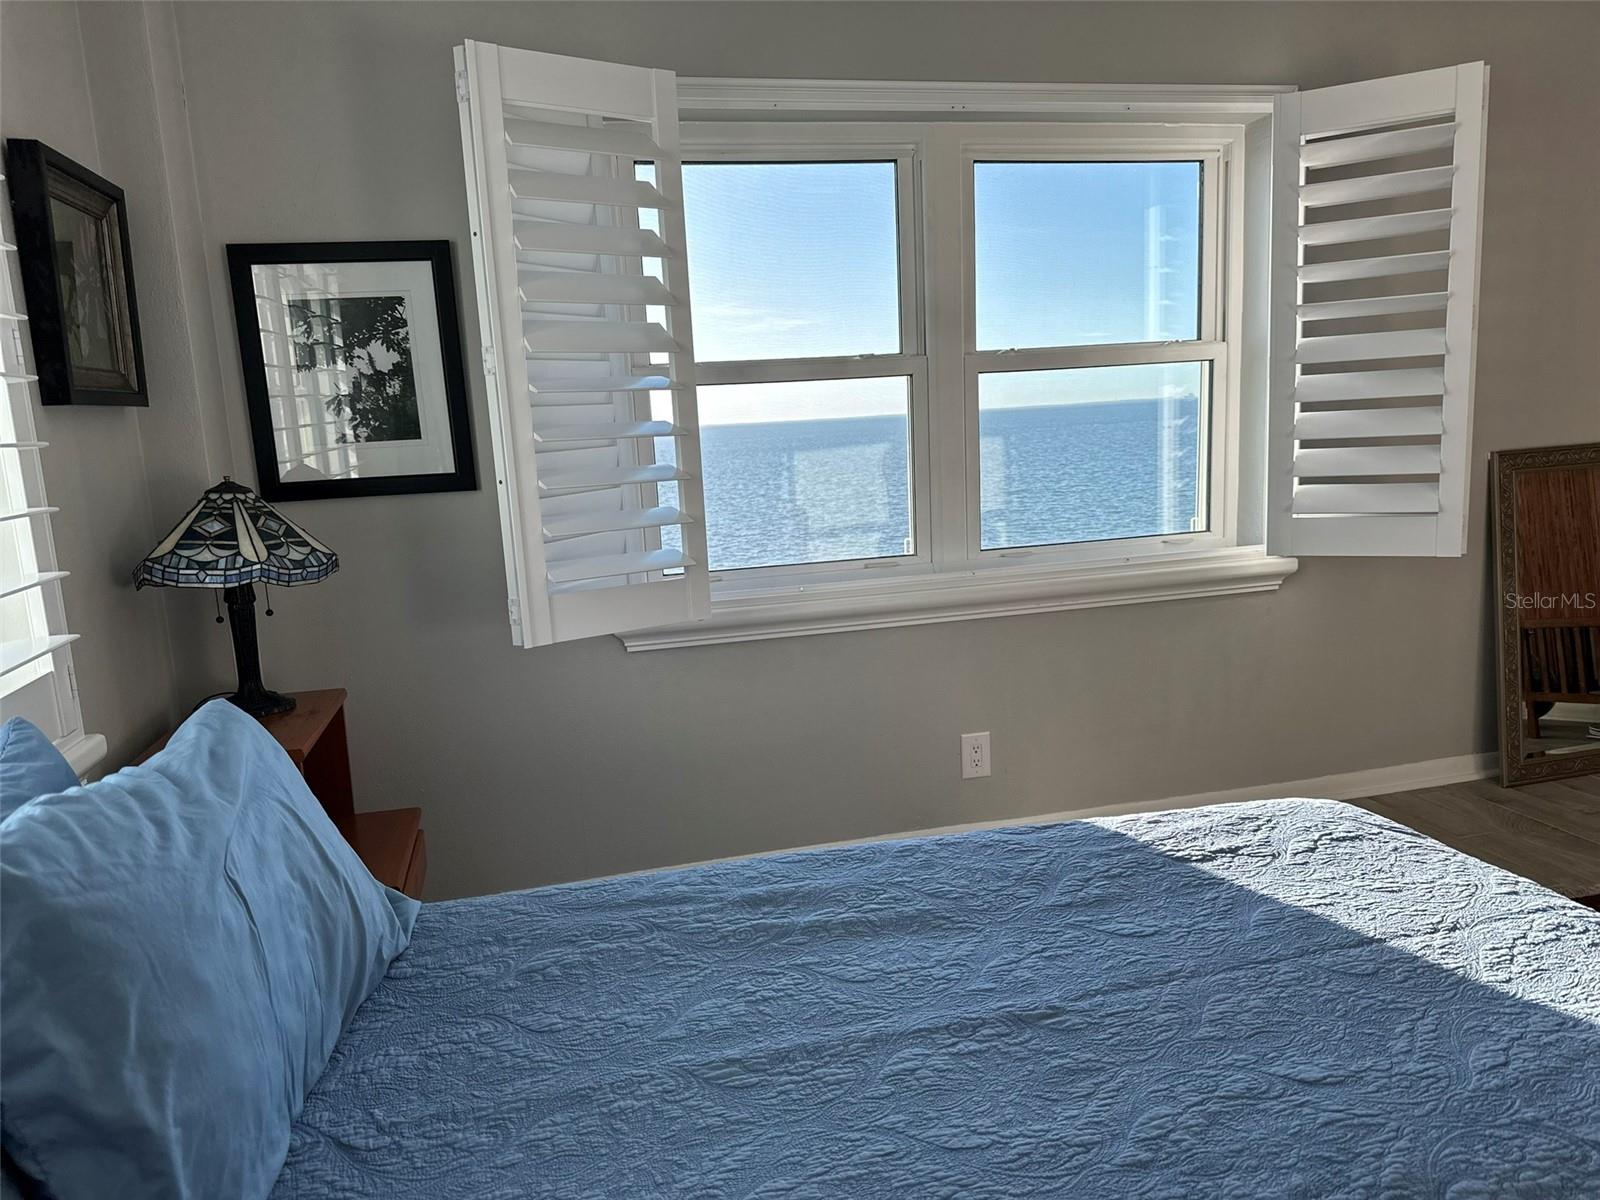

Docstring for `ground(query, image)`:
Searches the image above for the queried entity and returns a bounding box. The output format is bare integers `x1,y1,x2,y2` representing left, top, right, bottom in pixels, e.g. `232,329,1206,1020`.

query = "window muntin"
973,160,1202,351
977,361,1208,551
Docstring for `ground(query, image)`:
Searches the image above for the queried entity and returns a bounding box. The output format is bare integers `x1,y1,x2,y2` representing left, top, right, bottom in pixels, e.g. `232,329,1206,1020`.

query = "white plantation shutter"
455,41,710,646
1268,63,1488,557
0,169,91,762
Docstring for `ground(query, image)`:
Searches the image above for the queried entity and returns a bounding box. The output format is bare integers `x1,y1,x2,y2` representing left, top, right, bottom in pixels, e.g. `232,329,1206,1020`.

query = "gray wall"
28,2,1600,897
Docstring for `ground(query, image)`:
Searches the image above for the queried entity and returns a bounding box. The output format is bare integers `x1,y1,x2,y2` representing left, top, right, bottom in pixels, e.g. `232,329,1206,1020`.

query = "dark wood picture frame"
226,240,475,501
4,139,148,406
1492,442,1600,786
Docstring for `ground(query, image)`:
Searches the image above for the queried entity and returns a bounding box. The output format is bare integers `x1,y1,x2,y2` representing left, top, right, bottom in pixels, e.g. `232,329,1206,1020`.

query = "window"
458,48,1486,650
682,162,902,362
640,155,923,576
0,175,96,771
978,362,1207,550
970,157,1212,555
669,123,1237,594
973,160,1201,350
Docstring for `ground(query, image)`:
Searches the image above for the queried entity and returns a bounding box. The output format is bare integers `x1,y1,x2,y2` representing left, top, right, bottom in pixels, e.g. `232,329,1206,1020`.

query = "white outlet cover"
961,732,991,779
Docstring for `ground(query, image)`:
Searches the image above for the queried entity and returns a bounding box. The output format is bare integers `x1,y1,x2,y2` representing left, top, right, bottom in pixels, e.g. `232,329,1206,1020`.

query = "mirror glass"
1494,444,1600,783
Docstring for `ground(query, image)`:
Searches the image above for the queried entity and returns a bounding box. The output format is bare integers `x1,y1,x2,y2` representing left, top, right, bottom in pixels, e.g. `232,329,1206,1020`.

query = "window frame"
622,96,1292,649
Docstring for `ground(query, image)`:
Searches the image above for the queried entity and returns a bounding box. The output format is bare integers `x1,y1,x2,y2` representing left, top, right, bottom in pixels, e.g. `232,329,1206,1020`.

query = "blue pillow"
0,699,418,1200
0,717,79,821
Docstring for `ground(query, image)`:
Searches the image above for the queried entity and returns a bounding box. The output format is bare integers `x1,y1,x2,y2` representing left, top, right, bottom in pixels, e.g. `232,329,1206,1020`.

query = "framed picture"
4,139,147,406
226,241,476,500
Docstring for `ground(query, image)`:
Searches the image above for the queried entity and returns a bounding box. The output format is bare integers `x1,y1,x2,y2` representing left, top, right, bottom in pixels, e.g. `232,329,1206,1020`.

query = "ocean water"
663,397,1203,572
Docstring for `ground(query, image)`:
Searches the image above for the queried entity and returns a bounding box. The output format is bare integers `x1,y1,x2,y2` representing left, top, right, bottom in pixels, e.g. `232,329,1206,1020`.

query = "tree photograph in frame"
227,241,475,500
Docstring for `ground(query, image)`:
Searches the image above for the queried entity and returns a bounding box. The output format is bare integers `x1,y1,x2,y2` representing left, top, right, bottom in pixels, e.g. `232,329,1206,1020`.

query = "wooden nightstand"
137,689,426,899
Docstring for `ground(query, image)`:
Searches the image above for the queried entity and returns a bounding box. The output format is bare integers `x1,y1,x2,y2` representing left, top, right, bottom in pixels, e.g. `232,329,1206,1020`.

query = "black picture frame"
4,139,148,407
226,240,476,501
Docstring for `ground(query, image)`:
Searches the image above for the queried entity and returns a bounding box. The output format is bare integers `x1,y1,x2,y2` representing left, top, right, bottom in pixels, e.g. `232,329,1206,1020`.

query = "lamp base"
226,685,296,719
221,582,295,719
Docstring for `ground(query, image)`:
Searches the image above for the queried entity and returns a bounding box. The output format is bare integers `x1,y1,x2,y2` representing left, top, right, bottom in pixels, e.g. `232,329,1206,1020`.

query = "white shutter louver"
455,40,710,646
1268,63,1488,557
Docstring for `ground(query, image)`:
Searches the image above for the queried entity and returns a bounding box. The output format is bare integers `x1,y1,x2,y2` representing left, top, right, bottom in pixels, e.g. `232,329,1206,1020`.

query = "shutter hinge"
481,345,497,377
66,662,79,702
507,596,522,633
455,67,470,103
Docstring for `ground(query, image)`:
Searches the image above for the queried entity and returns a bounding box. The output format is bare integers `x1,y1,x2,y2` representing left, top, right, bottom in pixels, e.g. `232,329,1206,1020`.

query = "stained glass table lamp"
134,478,338,717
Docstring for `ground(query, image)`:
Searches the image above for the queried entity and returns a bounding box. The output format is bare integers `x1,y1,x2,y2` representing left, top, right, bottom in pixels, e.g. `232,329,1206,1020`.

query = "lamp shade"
134,479,338,590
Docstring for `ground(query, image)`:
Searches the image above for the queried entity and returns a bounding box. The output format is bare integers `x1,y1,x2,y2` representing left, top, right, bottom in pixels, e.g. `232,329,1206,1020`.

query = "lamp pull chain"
264,583,274,617
214,591,225,625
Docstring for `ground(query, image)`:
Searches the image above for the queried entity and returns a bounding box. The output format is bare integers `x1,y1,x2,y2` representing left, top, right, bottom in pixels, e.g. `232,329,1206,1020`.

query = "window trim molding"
678,79,1288,118
621,543,1297,651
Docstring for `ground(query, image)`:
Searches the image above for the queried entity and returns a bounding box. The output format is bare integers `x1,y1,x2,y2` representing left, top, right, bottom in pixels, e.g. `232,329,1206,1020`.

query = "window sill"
619,545,1298,651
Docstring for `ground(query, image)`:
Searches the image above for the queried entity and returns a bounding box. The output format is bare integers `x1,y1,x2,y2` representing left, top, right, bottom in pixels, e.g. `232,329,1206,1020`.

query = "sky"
664,158,1203,426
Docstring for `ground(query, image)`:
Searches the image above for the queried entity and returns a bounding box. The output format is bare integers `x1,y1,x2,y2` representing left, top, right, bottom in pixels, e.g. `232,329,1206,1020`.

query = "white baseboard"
1055,750,1501,822
850,751,1498,846
651,751,1501,879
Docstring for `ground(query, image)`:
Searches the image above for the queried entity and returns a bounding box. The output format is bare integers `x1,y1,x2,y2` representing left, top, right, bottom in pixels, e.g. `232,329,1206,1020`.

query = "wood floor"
1345,774,1600,904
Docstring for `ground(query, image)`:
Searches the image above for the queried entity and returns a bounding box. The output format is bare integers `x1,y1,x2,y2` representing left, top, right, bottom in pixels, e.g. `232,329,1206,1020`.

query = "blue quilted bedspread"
271,800,1600,1198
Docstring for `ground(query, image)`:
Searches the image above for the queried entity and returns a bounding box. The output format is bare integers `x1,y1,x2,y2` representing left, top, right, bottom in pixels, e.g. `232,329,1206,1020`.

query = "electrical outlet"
961,731,991,779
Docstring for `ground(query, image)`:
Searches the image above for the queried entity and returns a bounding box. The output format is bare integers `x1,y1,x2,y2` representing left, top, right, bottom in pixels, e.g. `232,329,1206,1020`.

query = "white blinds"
455,41,710,647
0,171,84,744
1268,63,1488,557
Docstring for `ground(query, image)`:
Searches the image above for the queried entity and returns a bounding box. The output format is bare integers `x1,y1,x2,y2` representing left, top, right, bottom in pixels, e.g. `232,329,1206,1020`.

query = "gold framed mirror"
1492,442,1600,785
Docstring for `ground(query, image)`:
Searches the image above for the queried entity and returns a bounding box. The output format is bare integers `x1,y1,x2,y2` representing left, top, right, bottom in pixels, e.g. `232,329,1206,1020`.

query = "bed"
272,798,1600,1199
